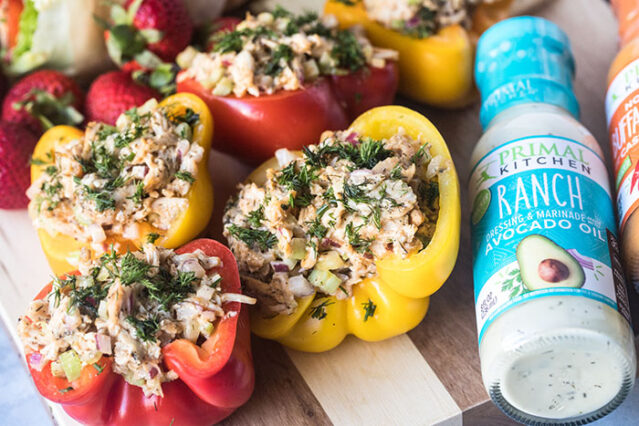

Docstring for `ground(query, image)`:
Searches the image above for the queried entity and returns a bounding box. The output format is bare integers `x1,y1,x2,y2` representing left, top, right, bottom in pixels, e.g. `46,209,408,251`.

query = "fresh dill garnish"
246,206,265,228
119,252,152,285
50,274,76,308
127,181,146,205
305,138,390,170
307,217,328,239
146,233,160,244
59,386,74,394
74,179,116,212
370,204,382,229
272,5,292,19
264,44,294,76
174,171,195,183
345,222,373,253
362,299,377,322
331,30,366,71
93,363,104,374
342,181,374,205
96,125,117,141
44,165,58,175
67,277,110,318
126,315,160,342
213,27,276,54
323,186,339,206
277,162,316,208
309,299,334,320
30,157,48,166
227,224,277,251
39,179,63,210
169,108,199,126
390,164,403,179
411,143,429,164
213,29,246,53
418,181,439,207
357,138,392,169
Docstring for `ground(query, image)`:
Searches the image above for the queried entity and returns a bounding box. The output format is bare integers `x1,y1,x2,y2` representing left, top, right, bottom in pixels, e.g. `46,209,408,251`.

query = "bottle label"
470,135,631,344
606,57,639,232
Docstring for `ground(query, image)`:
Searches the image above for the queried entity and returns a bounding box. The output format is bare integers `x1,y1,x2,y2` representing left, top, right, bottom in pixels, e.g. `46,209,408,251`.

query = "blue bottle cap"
475,16,579,128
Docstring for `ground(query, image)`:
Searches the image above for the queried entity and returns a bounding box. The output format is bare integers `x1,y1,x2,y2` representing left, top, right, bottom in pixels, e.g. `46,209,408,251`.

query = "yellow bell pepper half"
250,106,461,352
30,93,215,275
324,0,512,107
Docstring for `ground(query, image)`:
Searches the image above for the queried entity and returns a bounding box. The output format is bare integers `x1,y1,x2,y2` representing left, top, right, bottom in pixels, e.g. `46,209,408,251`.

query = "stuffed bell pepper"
324,0,512,107
222,106,460,352
18,238,255,425
27,92,214,275
176,7,399,164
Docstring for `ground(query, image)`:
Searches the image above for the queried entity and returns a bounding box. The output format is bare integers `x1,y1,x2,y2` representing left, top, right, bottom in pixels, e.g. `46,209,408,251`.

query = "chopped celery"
58,350,82,382
282,257,298,270
315,251,345,271
290,238,307,260
96,266,109,282
123,373,145,387
97,300,108,319
200,322,214,337
213,77,233,96
308,269,342,294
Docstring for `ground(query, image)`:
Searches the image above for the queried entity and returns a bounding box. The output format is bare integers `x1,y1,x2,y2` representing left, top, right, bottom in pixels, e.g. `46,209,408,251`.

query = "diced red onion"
345,132,359,144
271,261,290,273
29,353,44,371
323,238,341,248
149,366,159,379
95,334,112,355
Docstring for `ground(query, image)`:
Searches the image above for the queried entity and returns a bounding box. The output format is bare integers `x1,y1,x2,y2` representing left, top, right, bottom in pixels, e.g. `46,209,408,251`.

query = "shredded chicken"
224,129,444,315
27,99,204,259
177,8,397,97
18,245,255,397
363,0,497,37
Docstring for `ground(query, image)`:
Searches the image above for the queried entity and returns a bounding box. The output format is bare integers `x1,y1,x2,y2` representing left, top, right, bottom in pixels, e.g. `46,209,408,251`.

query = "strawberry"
104,0,193,70
0,121,37,209
85,71,161,125
1,70,84,136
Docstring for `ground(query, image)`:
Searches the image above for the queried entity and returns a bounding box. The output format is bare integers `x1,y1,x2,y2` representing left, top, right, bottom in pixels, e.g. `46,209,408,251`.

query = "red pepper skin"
177,17,398,164
25,239,254,426
178,77,350,164
330,62,399,119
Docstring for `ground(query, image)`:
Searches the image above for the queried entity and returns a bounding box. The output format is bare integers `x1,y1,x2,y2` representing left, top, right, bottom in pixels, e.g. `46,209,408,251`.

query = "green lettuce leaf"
12,0,39,59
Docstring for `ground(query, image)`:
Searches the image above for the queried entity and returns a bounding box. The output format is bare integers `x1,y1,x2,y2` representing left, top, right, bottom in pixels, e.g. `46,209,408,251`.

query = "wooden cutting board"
0,1,632,425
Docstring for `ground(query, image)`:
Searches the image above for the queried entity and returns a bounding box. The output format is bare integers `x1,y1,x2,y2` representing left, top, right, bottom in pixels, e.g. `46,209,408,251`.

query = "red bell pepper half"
178,19,399,165
24,239,254,426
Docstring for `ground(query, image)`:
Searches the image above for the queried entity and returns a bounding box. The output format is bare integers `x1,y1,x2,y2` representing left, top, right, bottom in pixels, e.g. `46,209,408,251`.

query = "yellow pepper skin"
249,106,461,352
324,0,511,108
30,93,214,275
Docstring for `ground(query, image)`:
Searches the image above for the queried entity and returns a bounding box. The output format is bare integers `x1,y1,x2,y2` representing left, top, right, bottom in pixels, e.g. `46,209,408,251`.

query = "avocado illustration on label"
471,189,491,225
516,234,585,291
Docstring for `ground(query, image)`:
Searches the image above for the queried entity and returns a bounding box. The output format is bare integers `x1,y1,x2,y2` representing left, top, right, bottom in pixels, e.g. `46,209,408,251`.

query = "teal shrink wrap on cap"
475,16,579,128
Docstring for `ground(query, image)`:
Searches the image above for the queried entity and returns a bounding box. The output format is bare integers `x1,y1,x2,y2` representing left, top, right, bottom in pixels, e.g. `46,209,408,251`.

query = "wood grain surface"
0,1,629,425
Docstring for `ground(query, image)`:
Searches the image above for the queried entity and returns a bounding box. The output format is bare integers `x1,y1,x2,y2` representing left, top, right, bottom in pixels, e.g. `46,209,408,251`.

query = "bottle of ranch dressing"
470,17,636,424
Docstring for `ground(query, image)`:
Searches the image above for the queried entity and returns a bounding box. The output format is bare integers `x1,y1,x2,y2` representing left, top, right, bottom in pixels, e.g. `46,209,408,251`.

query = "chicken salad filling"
176,7,398,98
18,244,255,397
223,129,444,315
362,0,496,38
28,99,204,255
